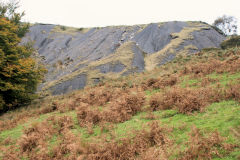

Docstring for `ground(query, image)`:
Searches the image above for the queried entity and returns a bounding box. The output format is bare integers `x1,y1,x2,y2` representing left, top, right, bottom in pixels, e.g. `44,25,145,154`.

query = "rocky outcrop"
22,21,225,95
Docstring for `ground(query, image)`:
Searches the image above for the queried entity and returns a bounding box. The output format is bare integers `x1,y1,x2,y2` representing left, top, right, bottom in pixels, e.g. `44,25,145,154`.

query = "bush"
179,127,236,159
19,121,54,153
149,87,223,114
77,106,101,127
104,92,145,123
78,28,84,31
82,86,114,106
87,122,171,160
60,25,66,31
221,35,240,49
76,91,145,126
142,75,177,90
201,47,221,52
182,57,240,77
225,83,240,102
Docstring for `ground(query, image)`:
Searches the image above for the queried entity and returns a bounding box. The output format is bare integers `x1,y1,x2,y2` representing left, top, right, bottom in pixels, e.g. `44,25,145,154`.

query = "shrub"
201,47,222,52
79,86,122,106
179,127,237,159
38,102,58,114
200,77,219,87
86,122,171,160
104,92,145,123
181,56,240,77
225,83,240,102
48,115,74,133
149,87,204,113
60,25,66,31
78,28,84,31
77,104,101,127
76,89,145,126
142,75,177,90
149,87,223,114
51,130,83,159
149,93,171,111
221,35,240,49
19,121,54,153
182,60,222,76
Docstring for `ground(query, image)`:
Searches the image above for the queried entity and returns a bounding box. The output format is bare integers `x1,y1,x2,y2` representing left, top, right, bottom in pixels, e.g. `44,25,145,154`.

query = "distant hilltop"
22,21,225,95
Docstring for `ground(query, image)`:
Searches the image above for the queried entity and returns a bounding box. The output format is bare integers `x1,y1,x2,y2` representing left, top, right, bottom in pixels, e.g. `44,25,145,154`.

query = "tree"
213,15,238,36
0,0,29,37
0,1,46,112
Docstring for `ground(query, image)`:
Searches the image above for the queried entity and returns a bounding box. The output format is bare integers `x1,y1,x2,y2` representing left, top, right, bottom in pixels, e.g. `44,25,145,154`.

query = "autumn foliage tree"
0,1,46,112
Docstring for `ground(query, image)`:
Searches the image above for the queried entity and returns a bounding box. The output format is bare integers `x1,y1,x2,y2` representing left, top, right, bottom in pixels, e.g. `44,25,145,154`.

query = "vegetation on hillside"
0,43,240,159
221,35,240,49
0,1,46,112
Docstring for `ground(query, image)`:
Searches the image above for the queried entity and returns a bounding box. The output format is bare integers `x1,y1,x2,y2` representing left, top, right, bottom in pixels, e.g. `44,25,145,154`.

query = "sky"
5,0,240,33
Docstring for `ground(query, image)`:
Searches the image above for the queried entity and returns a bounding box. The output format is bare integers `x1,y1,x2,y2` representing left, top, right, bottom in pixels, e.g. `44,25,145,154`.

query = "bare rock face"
22,21,225,95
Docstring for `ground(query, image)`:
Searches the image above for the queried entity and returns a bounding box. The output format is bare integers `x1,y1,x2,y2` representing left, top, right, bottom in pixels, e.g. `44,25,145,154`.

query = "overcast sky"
10,0,240,32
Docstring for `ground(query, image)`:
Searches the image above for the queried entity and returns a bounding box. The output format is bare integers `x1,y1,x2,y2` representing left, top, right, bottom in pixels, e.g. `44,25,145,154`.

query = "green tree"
0,1,46,112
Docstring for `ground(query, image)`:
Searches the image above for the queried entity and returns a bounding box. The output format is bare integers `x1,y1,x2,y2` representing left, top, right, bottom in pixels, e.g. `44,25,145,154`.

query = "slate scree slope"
22,21,225,95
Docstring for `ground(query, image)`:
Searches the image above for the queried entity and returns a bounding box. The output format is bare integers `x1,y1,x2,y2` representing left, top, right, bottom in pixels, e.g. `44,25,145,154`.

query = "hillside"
22,21,225,95
0,46,239,159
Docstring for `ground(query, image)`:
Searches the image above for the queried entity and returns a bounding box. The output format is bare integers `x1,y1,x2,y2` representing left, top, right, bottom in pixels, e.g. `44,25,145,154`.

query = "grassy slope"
0,47,240,159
